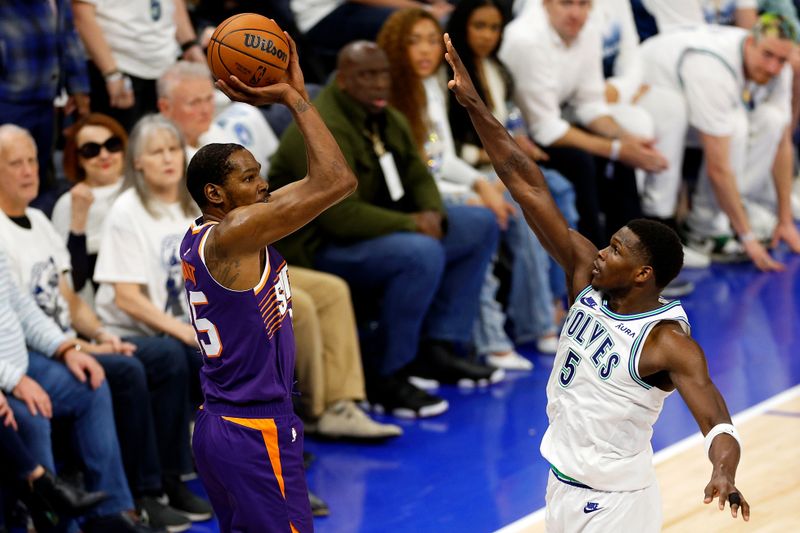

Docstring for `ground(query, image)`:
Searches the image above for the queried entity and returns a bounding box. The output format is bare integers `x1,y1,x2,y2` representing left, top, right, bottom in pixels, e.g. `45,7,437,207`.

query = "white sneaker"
536,335,559,354
682,244,710,269
316,400,403,439
486,351,533,371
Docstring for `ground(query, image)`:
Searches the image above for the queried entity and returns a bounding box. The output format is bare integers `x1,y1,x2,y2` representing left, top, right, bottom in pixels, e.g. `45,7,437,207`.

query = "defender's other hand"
703,474,750,521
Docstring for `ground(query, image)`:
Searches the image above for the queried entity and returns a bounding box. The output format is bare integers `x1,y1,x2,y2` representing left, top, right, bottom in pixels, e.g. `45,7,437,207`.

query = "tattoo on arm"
215,258,241,287
292,99,311,114
497,151,531,179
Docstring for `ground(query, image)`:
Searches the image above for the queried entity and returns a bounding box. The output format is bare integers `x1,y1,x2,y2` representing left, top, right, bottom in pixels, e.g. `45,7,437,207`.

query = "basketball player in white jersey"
445,35,750,531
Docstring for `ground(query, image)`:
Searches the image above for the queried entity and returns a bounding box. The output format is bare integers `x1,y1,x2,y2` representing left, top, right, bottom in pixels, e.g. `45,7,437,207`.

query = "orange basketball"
207,13,290,87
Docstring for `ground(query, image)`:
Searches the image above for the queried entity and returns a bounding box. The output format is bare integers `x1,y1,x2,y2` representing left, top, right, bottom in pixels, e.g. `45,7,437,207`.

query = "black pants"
87,62,158,132
544,146,641,247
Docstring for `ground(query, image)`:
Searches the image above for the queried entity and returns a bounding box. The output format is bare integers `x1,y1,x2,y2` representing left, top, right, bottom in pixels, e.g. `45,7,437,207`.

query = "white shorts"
545,470,662,533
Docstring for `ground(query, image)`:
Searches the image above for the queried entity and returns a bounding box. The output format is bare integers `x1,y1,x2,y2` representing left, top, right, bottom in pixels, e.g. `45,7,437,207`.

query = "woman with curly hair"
378,8,560,368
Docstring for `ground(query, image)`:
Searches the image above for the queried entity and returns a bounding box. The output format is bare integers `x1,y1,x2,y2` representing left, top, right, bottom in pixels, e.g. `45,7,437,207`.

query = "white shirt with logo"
93,188,197,338
540,285,689,491
0,209,74,335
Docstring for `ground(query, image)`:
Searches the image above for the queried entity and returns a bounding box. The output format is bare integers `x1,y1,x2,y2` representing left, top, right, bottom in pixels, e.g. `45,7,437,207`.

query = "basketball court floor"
188,249,800,533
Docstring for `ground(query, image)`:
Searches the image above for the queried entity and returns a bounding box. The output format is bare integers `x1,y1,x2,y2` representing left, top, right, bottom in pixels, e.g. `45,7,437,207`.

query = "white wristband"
609,139,622,162
704,423,741,459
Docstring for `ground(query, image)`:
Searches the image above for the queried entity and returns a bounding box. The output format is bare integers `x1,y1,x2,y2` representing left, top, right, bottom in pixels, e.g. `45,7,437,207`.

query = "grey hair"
0,124,36,155
122,114,199,218
157,60,214,101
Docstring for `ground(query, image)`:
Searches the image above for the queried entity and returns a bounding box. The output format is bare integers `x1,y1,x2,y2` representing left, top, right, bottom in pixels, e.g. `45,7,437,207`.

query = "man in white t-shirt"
157,61,279,175
500,0,668,246
0,124,204,530
637,14,800,271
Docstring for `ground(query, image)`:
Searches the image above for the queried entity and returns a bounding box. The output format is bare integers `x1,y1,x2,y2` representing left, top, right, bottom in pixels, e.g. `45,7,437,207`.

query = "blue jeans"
315,205,498,376
8,352,133,517
125,336,201,478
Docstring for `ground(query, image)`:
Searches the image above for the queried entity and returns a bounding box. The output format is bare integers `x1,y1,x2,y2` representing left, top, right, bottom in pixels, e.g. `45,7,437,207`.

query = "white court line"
493,384,800,533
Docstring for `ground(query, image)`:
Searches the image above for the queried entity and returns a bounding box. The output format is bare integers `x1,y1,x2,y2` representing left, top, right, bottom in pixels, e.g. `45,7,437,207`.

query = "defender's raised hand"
444,34,482,110
216,30,308,106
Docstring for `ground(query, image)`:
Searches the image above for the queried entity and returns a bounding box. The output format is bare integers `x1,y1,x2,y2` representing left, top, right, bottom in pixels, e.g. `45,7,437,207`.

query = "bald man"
269,41,503,419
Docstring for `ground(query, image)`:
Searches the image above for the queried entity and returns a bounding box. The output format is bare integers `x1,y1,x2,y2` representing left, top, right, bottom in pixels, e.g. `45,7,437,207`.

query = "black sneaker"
136,496,191,532
83,512,167,533
308,491,329,517
163,479,213,522
367,375,449,419
410,342,505,388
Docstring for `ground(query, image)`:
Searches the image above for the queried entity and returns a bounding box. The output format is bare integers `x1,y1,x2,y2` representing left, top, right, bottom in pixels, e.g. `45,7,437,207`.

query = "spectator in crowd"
72,0,204,131
377,7,556,366
0,0,90,215
499,0,668,247
638,13,800,270
0,246,148,532
0,389,107,530
0,124,197,530
291,0,454,73
642,0,758,31
157,62,279,175
91,115,215,523
269,41,501,417
157,61,400,439
51,114,127,296
445,0,581,355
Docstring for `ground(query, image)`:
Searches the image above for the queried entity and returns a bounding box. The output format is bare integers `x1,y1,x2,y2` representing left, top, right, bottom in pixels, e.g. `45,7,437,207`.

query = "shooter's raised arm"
444,34,596,296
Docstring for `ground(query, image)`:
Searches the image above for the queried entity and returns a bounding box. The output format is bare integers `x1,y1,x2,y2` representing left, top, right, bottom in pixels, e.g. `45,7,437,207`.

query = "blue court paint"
187,251,800,533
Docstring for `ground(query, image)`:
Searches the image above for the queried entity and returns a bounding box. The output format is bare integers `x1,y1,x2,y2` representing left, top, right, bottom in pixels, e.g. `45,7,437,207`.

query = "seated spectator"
0,390,107,530
91,115,217,522
157,61,400,439
642,0,758,31
499,0,668,246
0,0,90,215
446,0,581,354
51,113,127,297
291,0,454,74
269,41,502,417
156,61,279,173
72,0,204,131
0,124,199,530
377,7,556,365
638,14,800,270
0,245,150,532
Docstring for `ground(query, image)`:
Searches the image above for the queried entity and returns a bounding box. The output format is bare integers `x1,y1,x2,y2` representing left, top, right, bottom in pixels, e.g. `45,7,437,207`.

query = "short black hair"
186,143,246,209
625,219,683,289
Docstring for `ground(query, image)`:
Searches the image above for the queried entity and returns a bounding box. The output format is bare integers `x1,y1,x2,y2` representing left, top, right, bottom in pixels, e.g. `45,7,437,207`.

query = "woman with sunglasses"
52,114,127,294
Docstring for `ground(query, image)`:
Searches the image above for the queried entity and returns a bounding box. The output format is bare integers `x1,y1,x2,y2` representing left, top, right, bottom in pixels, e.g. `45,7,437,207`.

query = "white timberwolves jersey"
540,285,690,492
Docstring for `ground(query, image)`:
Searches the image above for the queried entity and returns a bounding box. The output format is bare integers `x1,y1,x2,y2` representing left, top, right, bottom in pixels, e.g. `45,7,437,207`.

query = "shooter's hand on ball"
216,31,309,106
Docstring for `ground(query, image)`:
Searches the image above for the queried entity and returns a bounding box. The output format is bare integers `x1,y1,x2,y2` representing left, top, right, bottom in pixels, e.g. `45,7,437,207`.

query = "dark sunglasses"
77,136,124,159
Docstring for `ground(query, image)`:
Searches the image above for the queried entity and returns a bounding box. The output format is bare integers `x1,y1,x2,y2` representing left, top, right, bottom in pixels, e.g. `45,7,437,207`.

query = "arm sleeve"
1,256,67,359
573,27,611,127
500,33,571,146
60,0,90,95
67,233,90,291
606,0,644,104
93,212,149,285
679,53,742,136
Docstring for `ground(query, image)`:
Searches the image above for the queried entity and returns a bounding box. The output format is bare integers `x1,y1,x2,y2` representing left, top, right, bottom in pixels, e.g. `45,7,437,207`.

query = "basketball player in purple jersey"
179,34,357,533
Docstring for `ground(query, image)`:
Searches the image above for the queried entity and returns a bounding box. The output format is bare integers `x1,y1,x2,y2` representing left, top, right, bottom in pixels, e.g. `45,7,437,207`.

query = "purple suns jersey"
180,218,295,417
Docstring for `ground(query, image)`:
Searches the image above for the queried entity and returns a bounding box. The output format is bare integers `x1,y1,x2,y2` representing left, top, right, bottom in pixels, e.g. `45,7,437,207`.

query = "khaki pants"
290,267,366,419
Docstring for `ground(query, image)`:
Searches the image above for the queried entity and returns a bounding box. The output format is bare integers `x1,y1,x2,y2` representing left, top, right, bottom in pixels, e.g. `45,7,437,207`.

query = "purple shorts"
193,409,312,532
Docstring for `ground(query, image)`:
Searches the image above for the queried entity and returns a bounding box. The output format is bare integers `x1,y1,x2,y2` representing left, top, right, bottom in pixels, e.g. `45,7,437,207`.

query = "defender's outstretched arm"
444,34,595,297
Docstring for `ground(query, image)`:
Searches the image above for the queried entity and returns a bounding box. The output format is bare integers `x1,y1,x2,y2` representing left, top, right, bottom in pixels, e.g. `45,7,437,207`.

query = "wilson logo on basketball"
243,34,288,63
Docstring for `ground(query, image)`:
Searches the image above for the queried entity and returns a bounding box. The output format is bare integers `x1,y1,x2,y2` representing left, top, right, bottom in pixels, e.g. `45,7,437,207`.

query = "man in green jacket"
269,41,502,418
